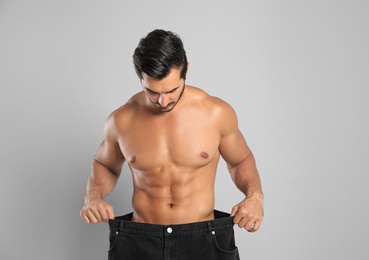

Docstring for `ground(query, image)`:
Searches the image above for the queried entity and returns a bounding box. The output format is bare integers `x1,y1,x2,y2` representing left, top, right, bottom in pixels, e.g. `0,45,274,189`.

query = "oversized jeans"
108,210,240,260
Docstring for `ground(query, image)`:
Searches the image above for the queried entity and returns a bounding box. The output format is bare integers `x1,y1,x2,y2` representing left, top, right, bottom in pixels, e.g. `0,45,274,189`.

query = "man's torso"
113,86,225,224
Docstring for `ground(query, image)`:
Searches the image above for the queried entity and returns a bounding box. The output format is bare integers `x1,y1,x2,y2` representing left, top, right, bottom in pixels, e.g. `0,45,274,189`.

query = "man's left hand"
231,193,264,232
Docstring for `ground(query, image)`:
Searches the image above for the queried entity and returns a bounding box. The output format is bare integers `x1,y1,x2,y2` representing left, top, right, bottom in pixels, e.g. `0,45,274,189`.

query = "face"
141,68,186,113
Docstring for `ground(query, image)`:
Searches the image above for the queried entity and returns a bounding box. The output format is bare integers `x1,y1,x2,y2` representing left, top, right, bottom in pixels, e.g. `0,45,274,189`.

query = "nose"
158,94,169,107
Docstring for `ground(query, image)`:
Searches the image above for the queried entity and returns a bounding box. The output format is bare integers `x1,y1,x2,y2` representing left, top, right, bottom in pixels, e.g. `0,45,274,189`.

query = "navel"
129,156,136,163
200,152,209,159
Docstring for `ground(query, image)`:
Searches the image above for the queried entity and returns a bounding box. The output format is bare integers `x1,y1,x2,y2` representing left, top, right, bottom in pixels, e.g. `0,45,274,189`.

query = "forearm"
229,154,264,231
228,153,263,199
85,159,121,200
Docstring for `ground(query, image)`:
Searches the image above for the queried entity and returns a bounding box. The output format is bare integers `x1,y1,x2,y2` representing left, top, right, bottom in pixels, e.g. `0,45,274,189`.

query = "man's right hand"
80,197,115,224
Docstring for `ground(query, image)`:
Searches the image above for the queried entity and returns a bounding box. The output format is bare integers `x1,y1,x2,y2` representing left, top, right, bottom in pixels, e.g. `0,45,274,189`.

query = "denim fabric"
108,210,240,260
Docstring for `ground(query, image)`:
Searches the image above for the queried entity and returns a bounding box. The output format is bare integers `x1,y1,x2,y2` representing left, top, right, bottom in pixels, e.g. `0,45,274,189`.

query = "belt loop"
119,219,125,233
207,221,213,233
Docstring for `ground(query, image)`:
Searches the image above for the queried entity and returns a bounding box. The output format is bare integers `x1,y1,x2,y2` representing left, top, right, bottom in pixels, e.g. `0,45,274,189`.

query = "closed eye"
166,87,179,94
145,86,179,95
146,88,158,94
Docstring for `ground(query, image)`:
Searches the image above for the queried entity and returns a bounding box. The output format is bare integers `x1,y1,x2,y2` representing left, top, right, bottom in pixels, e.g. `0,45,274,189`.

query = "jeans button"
167,227,173,233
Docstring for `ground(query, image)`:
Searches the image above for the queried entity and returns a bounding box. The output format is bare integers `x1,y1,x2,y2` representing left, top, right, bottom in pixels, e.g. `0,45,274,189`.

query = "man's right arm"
80,113,125,224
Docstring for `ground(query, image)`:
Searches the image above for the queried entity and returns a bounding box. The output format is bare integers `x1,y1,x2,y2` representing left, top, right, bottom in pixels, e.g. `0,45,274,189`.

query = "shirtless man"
80,29,263,260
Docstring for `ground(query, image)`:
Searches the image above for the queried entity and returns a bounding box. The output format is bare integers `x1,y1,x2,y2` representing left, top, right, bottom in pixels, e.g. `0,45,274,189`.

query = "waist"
109,210,234,237
131,189,215,224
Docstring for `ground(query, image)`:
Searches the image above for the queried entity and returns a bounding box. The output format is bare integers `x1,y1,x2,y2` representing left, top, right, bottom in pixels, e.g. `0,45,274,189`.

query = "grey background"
1,0,368,259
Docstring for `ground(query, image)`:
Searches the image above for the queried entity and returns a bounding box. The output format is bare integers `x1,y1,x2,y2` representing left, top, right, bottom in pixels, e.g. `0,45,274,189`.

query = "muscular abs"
128,156,219,224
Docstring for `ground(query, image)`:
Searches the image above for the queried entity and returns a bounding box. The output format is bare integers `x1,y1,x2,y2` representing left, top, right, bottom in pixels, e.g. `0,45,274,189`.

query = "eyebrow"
145,86,180,94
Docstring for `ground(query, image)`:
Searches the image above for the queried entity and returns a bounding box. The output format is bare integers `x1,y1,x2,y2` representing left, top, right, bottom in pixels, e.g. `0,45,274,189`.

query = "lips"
157,102,175,112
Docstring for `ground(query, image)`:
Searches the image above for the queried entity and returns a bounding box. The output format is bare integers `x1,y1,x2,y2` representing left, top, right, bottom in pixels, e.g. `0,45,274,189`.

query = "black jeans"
108,210,240,260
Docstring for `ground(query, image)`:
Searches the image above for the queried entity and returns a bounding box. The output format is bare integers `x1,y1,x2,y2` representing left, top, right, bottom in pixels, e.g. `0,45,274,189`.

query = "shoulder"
187,86,235,112
187,86,238,135
103,92,145,139
208,95,238,136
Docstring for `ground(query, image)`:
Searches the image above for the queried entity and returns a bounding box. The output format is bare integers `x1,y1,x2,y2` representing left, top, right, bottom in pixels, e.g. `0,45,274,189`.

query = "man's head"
133,29,188,80
141,67,186,112
134,30,188,112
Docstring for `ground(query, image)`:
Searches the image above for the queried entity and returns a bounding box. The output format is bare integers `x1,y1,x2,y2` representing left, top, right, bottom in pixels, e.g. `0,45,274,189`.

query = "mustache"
155,102,175,108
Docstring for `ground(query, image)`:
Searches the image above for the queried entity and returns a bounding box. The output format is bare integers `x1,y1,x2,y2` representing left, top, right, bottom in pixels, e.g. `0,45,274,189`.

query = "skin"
80,67,264,232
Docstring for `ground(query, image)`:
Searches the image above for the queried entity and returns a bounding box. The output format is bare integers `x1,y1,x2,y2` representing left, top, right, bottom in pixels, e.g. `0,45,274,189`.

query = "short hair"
133,29,188,80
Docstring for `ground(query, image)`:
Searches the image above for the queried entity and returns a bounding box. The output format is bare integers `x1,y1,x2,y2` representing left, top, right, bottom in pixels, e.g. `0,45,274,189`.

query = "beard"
150,84,186,113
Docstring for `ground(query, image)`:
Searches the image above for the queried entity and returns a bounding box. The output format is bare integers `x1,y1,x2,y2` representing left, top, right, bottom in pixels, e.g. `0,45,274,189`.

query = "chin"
159,107,174,113
158,104,176,112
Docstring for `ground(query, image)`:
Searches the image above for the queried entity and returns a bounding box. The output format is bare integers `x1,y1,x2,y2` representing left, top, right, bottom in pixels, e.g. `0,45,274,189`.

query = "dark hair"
133,29,188,80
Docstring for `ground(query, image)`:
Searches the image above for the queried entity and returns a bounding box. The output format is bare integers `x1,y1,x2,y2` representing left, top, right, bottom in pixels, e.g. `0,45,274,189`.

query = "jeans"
108,210,240,260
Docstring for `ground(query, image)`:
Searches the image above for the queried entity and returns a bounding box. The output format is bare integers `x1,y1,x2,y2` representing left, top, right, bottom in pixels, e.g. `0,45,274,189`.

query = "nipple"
130,156,136,163
200,152,209,159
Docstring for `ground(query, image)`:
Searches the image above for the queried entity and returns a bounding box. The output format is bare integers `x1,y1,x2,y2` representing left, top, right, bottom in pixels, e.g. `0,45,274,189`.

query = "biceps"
94,140,125,175
219,129,251,167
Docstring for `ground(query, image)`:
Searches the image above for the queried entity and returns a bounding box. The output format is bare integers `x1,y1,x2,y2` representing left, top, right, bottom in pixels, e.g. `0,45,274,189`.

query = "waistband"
109,210,234,237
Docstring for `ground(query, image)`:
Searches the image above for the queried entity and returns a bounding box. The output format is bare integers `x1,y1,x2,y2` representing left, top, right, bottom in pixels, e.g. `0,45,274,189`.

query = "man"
80,29,263,260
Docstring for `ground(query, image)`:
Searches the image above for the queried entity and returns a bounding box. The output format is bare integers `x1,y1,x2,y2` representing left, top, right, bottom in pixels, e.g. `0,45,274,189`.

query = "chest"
118,112,220,171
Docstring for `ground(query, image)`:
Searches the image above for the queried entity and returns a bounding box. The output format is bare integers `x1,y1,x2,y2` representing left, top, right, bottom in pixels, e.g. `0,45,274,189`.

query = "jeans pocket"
108,231,122,252
211,230,239,254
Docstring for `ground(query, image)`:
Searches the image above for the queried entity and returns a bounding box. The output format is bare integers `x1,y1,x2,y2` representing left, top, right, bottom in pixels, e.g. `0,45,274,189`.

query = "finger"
245,220,255,231
248,225,257,232
246,218,262,232
252,220,261,232
99,205,114,223
233,208,249,226
87,210,101,224
99,208,109,223
94,209,104,223
106,205,115,221
232,208,245,225
237,217,248,229
80,211,91,224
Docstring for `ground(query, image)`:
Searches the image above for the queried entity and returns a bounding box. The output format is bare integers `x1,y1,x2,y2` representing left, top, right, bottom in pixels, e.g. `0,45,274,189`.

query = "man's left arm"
217,100,264,232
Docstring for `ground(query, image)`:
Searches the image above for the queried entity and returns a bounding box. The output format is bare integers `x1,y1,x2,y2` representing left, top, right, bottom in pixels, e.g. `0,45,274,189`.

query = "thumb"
107,206,115,220
230,205,238,217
